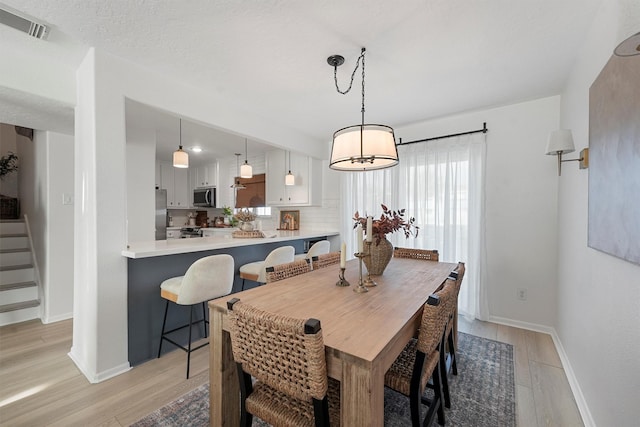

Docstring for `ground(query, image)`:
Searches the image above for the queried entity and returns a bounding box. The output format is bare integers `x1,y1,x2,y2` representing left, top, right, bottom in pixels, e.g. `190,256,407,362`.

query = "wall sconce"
545,129,589,176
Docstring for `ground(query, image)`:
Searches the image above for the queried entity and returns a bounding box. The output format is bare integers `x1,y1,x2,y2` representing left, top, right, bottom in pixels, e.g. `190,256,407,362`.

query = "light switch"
62,193,74,205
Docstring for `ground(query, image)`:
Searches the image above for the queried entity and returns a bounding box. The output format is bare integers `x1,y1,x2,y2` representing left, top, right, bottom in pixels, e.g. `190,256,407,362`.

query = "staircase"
0,219,40,326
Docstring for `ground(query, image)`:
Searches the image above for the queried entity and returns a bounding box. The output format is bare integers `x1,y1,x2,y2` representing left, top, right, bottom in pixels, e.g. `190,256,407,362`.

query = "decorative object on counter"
354,204,419,275
234,208,257,231
195,210,208,228
327,47,399,171
278,209,300,230
232,230,266,238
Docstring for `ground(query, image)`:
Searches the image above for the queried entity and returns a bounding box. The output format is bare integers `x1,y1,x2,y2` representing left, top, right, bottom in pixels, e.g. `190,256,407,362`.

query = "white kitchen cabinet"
266,150,322,206
160,162,189,208
192,162,218,188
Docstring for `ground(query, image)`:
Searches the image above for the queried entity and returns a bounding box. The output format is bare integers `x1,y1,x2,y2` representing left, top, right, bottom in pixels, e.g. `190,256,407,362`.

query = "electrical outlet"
517,288,527,301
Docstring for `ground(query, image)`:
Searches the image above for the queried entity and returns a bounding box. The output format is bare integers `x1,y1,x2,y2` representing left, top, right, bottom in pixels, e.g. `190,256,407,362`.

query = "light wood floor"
0,317,583,426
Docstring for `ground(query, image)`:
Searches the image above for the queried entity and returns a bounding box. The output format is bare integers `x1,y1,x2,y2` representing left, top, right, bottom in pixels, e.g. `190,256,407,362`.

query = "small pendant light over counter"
285,151,295,186
173,118,188,168
240,139,253,178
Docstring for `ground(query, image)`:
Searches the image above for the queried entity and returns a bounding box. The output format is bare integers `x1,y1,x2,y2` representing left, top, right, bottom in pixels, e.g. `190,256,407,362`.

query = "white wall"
556,1,640,425
394,96,562,327
43,131,74,322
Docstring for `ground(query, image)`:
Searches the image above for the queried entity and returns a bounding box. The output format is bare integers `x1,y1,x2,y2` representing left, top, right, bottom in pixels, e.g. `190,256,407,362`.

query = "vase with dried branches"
354,204,419,274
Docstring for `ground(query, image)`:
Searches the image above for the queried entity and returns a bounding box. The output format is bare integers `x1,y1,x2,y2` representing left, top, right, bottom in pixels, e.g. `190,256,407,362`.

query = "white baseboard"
488,315,595,427
68,348,131,384
42,312,73,324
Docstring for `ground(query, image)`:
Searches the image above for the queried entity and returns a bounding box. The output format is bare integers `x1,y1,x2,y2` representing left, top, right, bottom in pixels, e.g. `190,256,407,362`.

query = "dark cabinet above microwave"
235,173,265,208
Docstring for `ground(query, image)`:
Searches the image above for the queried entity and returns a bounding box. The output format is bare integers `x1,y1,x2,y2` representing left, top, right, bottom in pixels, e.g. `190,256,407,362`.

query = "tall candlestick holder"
353,252,369,293
363,241,378,287
336,267,350,287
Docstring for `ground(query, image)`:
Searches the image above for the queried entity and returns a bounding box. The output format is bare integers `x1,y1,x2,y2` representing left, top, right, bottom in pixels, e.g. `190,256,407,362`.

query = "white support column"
68,48,130,382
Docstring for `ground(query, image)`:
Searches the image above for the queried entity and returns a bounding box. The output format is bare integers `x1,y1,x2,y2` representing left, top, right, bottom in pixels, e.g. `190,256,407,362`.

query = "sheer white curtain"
340,132,489,320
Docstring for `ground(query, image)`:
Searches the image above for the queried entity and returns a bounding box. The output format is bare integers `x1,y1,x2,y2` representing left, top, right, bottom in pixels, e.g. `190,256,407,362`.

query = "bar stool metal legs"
157,301,209,379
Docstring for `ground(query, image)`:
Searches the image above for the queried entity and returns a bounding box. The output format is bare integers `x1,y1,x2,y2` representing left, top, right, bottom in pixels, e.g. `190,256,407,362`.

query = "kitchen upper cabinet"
193,162,218,188
160,162,189,208
266,150,322,206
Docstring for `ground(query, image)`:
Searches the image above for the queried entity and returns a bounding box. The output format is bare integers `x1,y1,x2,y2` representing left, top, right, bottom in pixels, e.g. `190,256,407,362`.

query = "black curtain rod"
396,122,488,146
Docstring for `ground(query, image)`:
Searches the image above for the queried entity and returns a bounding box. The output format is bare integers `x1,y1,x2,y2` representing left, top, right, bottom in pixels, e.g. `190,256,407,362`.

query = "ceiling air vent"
0,6,49,39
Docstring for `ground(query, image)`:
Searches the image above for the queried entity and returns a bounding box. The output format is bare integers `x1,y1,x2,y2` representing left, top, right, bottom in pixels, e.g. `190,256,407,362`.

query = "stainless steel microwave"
193,187,216,207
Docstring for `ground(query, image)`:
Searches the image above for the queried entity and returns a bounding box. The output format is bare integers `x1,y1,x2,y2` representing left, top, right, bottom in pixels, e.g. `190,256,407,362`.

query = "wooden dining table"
208,256,457,426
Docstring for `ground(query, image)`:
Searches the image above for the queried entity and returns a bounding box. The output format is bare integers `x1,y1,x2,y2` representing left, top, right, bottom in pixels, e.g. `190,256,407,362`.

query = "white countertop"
123,229,339,259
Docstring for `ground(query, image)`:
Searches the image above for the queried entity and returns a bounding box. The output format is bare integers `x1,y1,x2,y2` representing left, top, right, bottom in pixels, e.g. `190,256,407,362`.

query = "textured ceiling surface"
0,0,602,161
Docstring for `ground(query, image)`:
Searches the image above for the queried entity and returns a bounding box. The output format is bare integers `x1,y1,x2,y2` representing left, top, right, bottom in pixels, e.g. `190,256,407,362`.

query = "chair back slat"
311,252,341,270
265,259,312,283
394,247,439,261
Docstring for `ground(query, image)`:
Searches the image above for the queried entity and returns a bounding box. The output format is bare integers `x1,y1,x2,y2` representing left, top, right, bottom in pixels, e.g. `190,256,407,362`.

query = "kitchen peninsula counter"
122,229,338,259
125,228,339,366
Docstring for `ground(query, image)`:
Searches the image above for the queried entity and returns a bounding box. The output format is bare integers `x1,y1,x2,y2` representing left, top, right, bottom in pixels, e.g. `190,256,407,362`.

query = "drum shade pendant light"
240,139,253,178
173,118,189,168
328,47,398,171
285,151,295,186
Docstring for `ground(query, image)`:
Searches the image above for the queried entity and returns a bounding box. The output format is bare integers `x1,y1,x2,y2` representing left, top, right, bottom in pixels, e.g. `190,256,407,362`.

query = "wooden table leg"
209,305,239,426
341,356,384,426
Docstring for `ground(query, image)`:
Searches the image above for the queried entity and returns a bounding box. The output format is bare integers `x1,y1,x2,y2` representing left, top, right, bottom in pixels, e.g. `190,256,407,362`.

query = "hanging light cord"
332,47,366,125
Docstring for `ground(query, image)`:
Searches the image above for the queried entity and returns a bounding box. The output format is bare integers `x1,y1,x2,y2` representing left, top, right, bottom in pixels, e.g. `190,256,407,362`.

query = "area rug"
131,332,515,426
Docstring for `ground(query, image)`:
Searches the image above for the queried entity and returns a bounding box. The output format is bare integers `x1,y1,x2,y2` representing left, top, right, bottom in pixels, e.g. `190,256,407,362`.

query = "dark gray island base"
127,239,311,366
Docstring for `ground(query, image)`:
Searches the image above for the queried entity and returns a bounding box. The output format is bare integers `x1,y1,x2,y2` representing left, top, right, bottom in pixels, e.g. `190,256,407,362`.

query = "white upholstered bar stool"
294,240,330,269
239,246,295,290
157,254,234,378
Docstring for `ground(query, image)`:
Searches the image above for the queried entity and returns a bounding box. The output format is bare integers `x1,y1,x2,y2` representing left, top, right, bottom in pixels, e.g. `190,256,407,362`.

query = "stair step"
0,247,30,253
0,284,38,305
0,263,34,272
0,221,26,235
0,248,31,268
0,281,36,291
0,236,29,250
0,266,34,285
0,299,40,313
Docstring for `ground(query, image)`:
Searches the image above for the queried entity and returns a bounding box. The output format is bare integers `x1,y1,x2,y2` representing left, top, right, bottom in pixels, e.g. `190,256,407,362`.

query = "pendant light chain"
332,48,366,96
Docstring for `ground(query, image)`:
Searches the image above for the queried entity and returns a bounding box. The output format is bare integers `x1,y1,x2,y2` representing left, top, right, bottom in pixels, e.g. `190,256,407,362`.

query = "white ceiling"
1,0,602,163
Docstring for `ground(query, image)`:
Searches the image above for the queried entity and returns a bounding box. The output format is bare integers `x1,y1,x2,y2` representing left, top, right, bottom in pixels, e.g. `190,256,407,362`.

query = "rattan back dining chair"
227,298,340,426
311,251,342,270
445,262,466,376
394,247,439,261
384,281,457,427
265,258,312,283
